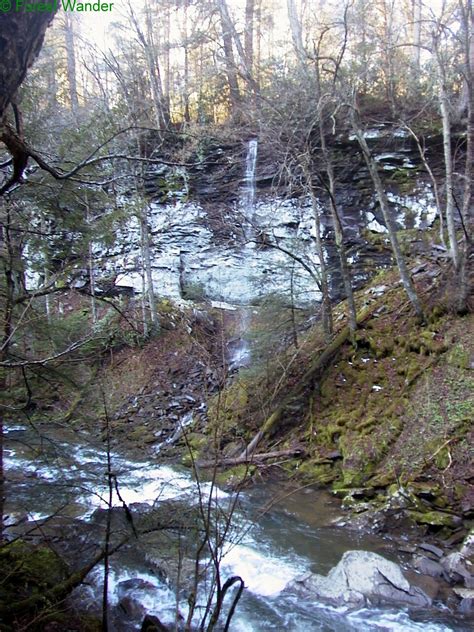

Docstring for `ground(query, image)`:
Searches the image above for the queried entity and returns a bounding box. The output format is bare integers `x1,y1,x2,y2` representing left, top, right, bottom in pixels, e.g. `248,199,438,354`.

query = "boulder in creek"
285,550,435,608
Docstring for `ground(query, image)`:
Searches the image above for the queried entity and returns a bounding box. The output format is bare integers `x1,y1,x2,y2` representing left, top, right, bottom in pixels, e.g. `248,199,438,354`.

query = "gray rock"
460,532,474,559
453,587,474,614
286,550,433,608
413,555,446,579
441,551,474,585
417,542,444,559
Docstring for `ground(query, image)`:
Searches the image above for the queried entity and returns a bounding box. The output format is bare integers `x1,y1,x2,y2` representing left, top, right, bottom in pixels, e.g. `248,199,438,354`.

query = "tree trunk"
216,0,241,114
245,0,255,76
64,13,79,115
139,203,158,332
413,0,422,72
85,196,97,324
0,9,58,122
434,38,460,269
458,0,474,312
0,204,16,541
287,0,306,65
404,123,446,247
128,1,169,130
183,0,191,123
351,111,424,321
0,8,58,540
236,302,378,460
304,167,333,341
318,105,357,334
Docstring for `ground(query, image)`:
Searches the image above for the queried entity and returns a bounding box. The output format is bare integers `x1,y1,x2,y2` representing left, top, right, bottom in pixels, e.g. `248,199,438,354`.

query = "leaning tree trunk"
351,111,424,321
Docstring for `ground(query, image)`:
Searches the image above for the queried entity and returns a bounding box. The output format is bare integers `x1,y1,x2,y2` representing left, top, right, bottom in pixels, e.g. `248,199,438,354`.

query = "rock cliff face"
103,130,439,308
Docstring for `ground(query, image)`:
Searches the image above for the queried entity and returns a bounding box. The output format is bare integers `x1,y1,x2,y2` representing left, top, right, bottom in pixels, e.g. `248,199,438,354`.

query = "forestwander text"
0,0,114,12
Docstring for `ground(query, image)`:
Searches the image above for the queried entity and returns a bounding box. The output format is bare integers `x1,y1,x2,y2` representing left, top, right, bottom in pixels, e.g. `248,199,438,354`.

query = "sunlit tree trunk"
245,0,255,76
434,37,460,270
163,1,172,118
287,0,306,65
380,0,397,114
183,0,191,123
216,0,241,114
127,1,169,130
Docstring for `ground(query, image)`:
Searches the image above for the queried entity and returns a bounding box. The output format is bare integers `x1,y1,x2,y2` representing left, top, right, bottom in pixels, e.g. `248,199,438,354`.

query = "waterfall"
228,307,252,371
242,139,258,233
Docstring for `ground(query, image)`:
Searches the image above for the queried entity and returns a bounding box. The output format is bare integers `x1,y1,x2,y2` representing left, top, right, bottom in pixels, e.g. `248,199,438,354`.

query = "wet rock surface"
286,550,436,608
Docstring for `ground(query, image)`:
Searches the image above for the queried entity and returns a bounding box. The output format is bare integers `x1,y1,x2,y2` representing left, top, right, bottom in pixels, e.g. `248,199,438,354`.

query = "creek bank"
177,261,473,617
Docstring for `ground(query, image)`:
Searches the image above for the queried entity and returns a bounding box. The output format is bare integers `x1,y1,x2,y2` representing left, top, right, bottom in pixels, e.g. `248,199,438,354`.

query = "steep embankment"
198,262,473,533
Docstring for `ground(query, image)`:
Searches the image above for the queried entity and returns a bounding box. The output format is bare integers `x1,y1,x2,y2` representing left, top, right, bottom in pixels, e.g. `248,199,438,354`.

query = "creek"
9,137,466,630
4,422,470,632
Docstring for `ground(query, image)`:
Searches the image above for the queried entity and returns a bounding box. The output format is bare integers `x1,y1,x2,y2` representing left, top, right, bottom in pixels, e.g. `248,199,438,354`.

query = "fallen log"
198,447,308,469
236,301,381,461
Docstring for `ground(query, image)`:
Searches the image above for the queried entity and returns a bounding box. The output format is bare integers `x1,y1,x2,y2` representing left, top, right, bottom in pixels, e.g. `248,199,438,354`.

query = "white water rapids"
4,422,468,632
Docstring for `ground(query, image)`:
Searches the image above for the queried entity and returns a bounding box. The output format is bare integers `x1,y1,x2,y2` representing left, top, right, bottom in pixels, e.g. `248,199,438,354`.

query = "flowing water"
243,139,258,222
3,422,470,632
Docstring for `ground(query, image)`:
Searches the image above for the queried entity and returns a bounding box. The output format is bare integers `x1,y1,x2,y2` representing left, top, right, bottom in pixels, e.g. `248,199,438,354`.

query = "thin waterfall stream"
242,138,258,241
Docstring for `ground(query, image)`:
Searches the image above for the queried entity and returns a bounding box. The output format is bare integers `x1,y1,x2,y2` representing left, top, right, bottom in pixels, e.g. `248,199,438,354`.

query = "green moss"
207,381,249,433
181,432,208,465
407,510,460,528
434,447,451,469
0,541,68,613
298,461,337,484
216,465,255,488
447,343,471,369
354,415,376,431
127,427,155,445
318,423,343,446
